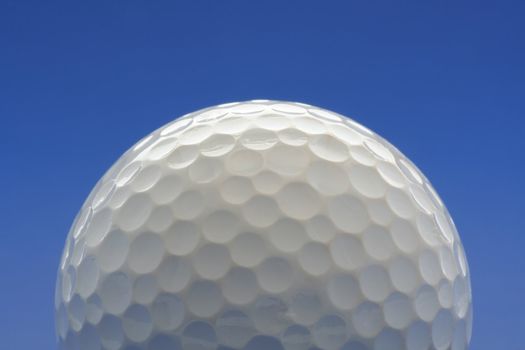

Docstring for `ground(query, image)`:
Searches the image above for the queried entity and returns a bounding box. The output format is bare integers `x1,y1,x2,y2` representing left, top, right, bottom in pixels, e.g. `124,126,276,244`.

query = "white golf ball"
56,100,472,350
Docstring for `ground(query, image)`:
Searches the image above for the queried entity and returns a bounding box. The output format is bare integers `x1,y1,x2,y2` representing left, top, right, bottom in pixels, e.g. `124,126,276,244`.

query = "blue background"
1,1,524,348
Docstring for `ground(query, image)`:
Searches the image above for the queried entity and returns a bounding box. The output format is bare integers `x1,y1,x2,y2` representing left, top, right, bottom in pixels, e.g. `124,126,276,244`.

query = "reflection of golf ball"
55,100,472,350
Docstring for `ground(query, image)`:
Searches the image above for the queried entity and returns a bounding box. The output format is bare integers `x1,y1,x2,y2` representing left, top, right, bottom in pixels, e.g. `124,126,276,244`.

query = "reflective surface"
56,100,472,350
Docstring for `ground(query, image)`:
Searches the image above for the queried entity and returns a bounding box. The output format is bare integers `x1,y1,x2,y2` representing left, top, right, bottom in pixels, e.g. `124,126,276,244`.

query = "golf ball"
55,100,472,350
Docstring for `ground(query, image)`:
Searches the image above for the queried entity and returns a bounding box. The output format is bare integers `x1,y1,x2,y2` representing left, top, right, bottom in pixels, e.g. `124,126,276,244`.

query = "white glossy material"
56,100,472,350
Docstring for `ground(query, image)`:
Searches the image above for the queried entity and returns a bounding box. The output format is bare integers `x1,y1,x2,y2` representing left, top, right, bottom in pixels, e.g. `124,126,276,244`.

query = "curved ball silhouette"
56,100,472,350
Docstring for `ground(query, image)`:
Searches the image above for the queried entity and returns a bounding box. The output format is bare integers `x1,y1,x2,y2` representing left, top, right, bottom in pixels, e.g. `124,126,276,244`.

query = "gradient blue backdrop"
1,1,524,348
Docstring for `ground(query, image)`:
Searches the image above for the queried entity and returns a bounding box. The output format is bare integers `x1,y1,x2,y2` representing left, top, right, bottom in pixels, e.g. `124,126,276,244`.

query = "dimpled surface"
56,100,472,350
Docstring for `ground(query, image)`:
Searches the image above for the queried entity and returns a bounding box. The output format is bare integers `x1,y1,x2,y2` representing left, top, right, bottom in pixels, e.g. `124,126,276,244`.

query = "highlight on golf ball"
55,100,472,350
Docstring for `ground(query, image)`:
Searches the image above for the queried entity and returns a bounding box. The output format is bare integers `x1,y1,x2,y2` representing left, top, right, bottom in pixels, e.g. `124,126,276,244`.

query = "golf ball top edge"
56,100,472,350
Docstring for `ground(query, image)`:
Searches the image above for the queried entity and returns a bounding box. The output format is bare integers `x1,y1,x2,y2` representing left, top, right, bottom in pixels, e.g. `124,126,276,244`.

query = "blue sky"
1,0,524,348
